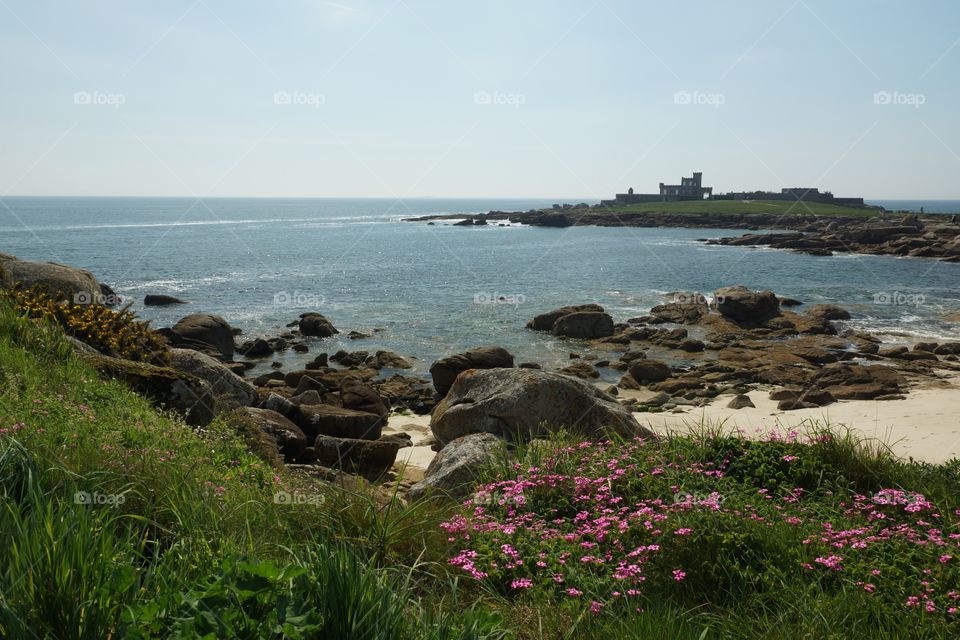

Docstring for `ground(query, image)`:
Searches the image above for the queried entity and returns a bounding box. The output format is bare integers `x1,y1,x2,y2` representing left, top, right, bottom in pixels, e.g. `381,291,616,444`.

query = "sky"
0,0,958,199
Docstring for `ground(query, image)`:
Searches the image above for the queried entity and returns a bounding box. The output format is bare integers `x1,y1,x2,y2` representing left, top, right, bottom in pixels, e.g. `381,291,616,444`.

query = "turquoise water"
2,197,958,376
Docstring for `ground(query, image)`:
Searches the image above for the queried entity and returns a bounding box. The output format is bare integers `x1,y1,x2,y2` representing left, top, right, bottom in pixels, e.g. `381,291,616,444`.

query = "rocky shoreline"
407,207,960,261
3,251,960,499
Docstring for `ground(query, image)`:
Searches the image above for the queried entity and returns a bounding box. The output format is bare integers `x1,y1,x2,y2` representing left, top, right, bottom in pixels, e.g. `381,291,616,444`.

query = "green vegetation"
602,199,882,217
1,298,959,638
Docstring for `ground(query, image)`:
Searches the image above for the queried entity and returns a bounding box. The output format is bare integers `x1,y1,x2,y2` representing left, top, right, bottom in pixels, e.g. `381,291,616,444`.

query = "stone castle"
601,172,864,208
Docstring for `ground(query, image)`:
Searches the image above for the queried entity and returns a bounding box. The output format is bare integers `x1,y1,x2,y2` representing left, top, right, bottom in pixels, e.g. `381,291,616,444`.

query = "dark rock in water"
779,297,803,307
518,362,542,369
314,435,400,476
372,350,412,369
806,304,851,321
340,378,389,418
292,343,309,353
627,360,673,383
558,361,599,379
934,342,960,355
713,286,781,325
144,294,187,306
527,304,605,331
650,295,709,324
171,314,235,358
727,394,755,409
431,368,648,445
429,346,515,396
298,312,338,337
297,404,383,440
240,407,308,460
238,338,273,358
552,311,615,339
348,330,371,340
305,353,328,369
407,433,504,501
331,350,368,367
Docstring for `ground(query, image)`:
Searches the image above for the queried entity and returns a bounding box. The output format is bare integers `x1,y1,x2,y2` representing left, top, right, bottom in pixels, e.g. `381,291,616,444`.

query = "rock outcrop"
171,314,235,358
429,346,514,396
167,348,256,412
407,433,504,501
431,368,650,445
0,253,105,304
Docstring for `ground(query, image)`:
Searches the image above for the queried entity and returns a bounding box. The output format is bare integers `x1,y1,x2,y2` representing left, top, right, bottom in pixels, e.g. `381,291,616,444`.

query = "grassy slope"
1,300,959,639
600,199,881,217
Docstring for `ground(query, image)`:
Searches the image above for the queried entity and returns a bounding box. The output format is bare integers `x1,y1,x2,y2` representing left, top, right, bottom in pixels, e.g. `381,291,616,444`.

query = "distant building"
659,172,713,199
602,171,713,205
601,172,865,208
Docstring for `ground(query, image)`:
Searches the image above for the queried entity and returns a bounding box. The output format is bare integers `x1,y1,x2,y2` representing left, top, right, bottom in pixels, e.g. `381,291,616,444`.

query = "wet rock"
429,346,515,396
144,294,187,306
171,314,235,358
298,312,338,338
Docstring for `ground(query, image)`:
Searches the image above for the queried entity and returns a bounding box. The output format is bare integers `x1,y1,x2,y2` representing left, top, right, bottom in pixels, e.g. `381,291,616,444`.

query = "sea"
2,196,958,378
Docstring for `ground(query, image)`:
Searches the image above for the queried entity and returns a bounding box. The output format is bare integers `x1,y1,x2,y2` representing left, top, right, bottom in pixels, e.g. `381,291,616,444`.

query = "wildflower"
672,569,686,582
782,455,799,462
510,578,533,590
674,528,693,536
940,555,953,564
589,601,604,614
565,588,582,597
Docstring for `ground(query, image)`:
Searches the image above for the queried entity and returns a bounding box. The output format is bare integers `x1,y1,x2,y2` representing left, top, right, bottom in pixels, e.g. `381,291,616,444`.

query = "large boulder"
805,304,851,321
297,404,383,440
0,253,104,304
627,360,673,383
167,348,256,413
713,286,781,325
429,346,514,396
811,363,902,400
527,304,605,331
298,312,338,337
372,350,412,369
431,368,650,445
313,435,400,477
407,433,504,502
552,312,615,339
240,407,308,460
171,314,235,358
649,296,710,324
144,294,186,306
79,352,215,426
340,378,389,418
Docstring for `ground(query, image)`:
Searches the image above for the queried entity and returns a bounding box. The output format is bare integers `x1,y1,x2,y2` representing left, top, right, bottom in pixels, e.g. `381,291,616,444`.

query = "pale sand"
383,414,436,472
383,376,960,472
634,376,960,464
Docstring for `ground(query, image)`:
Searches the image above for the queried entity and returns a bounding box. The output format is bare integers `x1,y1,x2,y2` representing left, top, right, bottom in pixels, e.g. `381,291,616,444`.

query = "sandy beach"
389,375,960,470
634,375,960,464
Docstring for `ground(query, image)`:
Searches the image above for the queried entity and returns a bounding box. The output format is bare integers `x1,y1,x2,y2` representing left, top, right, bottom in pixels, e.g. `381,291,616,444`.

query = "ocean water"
867,200,960,214
2,197,958,378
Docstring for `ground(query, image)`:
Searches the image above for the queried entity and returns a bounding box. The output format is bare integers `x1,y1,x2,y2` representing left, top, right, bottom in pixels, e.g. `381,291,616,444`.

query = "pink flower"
814,555,843,571
589,601,604,614
782,455,799,462
511,578,533,590
940,555,953,564
674,528,693,536
566,588,582,597
672,569,686,582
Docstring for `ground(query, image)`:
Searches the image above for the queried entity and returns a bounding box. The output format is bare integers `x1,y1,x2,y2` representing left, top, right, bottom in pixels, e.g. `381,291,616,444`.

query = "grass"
598,199,883,217
1,298,959,638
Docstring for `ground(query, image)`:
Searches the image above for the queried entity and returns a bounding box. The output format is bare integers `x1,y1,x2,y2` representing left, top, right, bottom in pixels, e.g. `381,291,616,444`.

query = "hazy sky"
1,1,958,199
